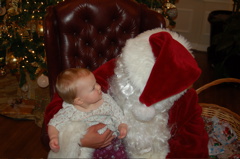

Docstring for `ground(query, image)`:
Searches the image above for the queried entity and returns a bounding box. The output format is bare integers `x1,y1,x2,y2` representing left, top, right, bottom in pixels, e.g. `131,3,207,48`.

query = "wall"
172,0,233,51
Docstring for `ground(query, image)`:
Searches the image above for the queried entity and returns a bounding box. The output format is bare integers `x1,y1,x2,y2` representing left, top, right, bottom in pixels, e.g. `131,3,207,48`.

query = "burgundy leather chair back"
44,0,166,99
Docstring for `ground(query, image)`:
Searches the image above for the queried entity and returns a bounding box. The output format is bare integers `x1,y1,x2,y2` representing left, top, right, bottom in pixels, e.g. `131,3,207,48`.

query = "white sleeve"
48,103,75,131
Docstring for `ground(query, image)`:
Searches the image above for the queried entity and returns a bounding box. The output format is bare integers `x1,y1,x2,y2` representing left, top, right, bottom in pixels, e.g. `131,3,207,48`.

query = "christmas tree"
0,0,62,87
135,0,177,26
0,0,177,88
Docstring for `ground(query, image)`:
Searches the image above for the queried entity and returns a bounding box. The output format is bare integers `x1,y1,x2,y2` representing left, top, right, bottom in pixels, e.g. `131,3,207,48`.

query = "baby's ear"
73,97,83,105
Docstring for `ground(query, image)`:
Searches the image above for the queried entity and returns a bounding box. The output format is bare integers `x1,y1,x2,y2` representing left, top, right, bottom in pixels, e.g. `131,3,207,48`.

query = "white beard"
109,59,185,159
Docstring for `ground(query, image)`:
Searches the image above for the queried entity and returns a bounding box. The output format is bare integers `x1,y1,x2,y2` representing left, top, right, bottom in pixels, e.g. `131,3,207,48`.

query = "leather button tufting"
43,0,166,99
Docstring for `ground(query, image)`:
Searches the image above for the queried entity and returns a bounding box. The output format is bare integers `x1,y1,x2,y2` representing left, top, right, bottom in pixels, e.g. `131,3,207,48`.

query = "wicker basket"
196,78,240,140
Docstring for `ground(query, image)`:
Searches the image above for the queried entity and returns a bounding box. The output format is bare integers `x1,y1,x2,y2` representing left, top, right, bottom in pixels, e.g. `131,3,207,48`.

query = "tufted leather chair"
44,0,166,99
42,0,166,150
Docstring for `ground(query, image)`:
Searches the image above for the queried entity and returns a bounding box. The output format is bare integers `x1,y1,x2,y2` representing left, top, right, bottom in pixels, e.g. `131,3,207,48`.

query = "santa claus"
44,28,209,158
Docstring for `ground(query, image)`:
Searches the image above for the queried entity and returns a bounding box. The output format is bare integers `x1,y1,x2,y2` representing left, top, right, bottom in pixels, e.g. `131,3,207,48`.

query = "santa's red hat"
122,28,201,107
139,31,201,106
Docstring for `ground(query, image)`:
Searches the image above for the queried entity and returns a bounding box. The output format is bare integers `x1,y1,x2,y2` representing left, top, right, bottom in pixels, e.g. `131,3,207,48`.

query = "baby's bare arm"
118,123,128,139
48,125,60,152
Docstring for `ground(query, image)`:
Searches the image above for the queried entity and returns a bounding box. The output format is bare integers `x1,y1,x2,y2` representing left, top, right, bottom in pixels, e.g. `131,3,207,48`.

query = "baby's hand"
49,137,60,152
118,123,128,139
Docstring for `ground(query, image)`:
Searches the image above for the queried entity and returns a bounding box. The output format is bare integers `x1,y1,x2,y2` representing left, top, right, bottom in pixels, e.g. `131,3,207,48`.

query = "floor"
0,50,239,158
0,116,49,158
193,50,240,115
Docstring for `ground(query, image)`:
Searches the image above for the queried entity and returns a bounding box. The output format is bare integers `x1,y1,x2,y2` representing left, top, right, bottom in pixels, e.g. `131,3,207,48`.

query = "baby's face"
75,73,102,106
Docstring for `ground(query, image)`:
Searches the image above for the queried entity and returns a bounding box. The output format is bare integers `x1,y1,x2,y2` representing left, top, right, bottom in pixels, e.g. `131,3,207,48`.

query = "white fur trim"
132,104,156,121
48,121,93,158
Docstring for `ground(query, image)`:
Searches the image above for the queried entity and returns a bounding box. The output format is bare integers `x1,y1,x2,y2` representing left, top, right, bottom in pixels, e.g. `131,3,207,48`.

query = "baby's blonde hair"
56,68,91,104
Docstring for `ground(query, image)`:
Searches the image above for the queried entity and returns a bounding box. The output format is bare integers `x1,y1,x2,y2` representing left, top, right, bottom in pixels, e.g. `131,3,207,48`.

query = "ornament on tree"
5,52,20,70
0,67,7,76
163,0,178,19
7,0,20,16
37,74,49,88
21,83,29,92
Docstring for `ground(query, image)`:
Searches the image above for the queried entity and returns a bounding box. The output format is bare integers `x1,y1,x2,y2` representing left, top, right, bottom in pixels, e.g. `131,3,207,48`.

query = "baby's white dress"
48,92,125,158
